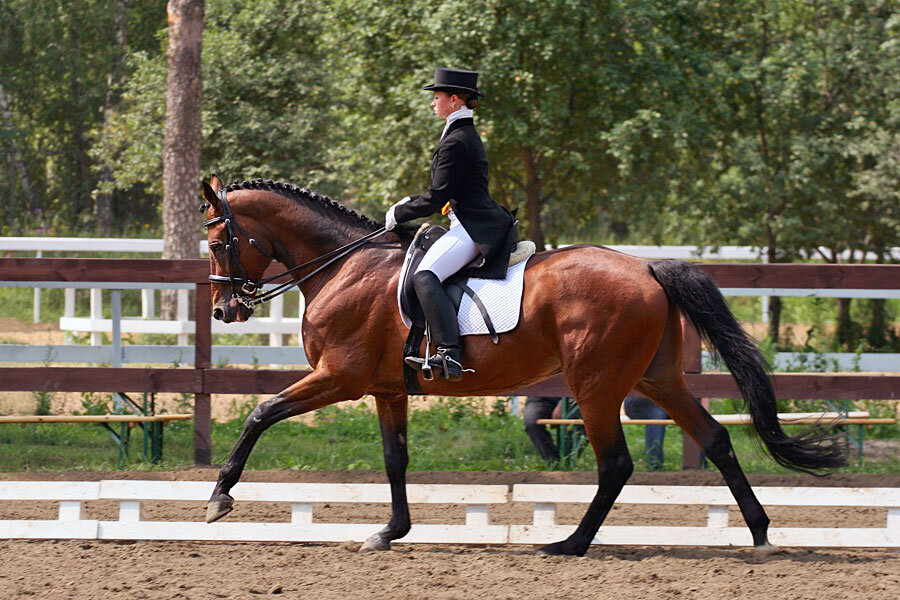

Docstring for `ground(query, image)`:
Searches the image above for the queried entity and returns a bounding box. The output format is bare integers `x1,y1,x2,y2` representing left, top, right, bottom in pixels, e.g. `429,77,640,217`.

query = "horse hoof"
536,541,583,557
753,542,781,556
205,494,234,523
358,533,391,552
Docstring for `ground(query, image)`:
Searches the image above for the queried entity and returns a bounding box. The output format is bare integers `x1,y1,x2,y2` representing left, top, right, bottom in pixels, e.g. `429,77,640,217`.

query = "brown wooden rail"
1,257,898,467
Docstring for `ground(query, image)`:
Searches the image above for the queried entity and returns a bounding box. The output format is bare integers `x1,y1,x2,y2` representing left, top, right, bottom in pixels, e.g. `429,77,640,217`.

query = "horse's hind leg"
538,387,634,556
359,394,411,552
638,378,777,554
636,311,778,554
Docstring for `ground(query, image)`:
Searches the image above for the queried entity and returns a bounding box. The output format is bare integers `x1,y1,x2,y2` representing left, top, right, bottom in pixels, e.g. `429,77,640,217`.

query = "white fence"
1,480,897,548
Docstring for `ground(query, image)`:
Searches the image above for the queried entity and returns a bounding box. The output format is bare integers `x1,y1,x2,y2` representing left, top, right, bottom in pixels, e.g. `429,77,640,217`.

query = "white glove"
384,196,411,231
384,206,397,231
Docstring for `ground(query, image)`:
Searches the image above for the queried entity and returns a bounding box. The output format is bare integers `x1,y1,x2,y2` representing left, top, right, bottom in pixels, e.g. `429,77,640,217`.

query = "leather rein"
202,188,387,309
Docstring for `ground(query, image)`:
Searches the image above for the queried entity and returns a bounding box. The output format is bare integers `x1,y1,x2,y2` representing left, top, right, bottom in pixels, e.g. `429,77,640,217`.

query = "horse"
199,174,845,556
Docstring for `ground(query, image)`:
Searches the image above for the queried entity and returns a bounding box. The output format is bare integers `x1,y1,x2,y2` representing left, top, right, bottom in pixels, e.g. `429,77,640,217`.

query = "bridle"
202,187,387,309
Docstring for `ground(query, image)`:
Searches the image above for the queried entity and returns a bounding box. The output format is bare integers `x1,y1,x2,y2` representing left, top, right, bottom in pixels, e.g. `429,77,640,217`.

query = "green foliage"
32,391,52,416
77,392,112,416
2,0,898,260
2,0,899,348
93,0,341,205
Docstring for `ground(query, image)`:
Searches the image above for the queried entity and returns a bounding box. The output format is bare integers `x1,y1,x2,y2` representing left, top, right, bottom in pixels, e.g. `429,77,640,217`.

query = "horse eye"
209,242,224,253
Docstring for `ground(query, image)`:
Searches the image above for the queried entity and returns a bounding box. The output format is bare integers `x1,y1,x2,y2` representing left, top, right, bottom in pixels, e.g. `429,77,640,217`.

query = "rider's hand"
384,207,397,231
385,196,410,231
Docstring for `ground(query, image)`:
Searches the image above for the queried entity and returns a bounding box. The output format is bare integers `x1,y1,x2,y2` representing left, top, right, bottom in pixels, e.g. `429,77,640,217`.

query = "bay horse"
200,175,845,556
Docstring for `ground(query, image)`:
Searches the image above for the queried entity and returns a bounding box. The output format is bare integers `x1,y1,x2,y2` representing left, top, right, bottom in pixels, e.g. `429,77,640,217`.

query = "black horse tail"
647,259,846,474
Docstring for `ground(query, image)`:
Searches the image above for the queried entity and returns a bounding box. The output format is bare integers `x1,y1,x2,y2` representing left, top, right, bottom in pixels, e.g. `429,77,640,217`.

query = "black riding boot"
404,271,468,381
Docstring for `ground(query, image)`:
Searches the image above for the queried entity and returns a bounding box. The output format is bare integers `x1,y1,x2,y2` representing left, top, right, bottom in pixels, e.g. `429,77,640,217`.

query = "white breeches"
415,222,480,282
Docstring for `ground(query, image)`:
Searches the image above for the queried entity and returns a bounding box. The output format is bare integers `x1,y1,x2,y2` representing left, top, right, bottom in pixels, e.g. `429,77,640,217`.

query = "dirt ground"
1,469,898,599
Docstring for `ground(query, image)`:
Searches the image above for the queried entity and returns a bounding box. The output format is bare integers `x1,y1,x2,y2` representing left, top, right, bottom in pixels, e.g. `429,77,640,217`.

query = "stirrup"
403,350,472,382
404,355,435,380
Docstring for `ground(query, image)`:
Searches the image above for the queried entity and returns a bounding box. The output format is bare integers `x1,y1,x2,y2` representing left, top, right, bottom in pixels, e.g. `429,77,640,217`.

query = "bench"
0,413,192,464
537,411,897,467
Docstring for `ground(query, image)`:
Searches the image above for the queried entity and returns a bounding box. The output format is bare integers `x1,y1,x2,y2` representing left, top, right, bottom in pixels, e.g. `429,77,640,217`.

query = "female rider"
385,67,515,381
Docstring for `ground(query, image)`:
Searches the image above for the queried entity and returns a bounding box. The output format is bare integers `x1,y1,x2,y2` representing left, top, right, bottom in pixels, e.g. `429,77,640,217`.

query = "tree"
0,0,165,232
161,0,204,319
92,0,128,234
327,0,649,248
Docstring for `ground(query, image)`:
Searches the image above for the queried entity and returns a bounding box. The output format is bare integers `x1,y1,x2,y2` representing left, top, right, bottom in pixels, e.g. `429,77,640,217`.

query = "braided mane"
225,178,381,231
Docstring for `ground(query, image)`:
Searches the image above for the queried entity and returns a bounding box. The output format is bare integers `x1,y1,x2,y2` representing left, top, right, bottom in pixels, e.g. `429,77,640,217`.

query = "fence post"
194,283,212,465
269,293,284,368
63,288,75,344
177,288,189,346
33,250,41,322
90,289,104,346
682,321,707,470
111,290,122,368
141,289,155,319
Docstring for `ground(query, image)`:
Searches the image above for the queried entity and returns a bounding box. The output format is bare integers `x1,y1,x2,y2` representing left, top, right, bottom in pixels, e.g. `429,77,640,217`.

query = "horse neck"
266,195,379,300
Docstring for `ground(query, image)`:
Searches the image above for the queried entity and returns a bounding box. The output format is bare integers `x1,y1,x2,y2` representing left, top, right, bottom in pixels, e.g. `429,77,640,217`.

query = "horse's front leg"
206,368,359,523
360,393,410,552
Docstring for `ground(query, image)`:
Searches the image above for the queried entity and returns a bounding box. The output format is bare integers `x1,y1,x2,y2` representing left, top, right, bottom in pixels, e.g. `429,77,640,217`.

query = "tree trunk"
867,298,886,349
836,297,854,351
866,241,887,349
520,146,545,250
161,0,204,319
94,0,128,234
0,82,38,212
66,10,92,218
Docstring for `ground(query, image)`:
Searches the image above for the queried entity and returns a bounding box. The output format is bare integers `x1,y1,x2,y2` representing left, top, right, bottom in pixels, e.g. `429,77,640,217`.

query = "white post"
64,288,76,344
141,288,155,319
58,501,84,521
33,250,41,322
119,501,142,522
269,294,284,368
90,289,103,346
707,505,729,528
533,503,557,527
465,504,490,527
177,288,189,346
111,290,122,368
298,292,306,347
291,503,313,525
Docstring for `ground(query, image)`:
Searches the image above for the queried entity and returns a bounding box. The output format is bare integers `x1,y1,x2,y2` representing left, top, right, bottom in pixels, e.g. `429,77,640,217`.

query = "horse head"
201,175,276,323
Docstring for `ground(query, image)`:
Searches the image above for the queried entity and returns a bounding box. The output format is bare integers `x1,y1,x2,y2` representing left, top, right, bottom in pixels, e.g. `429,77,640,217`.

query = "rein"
203,188,387,309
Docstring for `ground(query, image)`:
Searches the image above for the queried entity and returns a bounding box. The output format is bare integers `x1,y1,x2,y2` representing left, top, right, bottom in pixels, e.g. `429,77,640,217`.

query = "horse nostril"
212,307,224,320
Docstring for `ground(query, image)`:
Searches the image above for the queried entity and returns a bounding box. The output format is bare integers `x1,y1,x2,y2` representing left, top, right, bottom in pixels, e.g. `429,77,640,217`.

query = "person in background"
623,395,669,470
523,396,582,465
525,394,669,470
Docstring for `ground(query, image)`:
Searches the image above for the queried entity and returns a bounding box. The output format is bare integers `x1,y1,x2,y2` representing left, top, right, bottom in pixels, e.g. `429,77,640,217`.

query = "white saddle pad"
399,258,530,337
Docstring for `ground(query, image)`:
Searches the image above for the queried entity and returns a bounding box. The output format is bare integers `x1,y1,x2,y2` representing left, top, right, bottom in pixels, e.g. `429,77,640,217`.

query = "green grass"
0,398,895,474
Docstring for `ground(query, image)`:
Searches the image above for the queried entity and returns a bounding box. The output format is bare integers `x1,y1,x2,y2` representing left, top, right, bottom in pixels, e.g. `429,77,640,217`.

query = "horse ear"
209,174,224,192
202,181,219,210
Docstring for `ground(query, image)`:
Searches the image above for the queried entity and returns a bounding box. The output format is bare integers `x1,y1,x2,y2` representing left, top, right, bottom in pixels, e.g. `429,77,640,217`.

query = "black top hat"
423,67,485,97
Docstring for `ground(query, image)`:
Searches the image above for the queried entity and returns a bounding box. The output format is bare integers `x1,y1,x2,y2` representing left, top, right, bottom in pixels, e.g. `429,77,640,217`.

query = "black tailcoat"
394,118,514,279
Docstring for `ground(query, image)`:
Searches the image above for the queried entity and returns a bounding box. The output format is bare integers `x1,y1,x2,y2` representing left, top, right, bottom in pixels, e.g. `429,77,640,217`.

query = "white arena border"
1,481,897,548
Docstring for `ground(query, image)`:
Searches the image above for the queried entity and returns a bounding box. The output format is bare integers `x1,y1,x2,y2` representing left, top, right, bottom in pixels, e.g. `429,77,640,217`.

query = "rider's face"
431,91,459,119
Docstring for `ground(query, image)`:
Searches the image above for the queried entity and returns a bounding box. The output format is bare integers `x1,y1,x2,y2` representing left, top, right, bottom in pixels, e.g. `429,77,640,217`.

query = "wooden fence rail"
1,258,898,466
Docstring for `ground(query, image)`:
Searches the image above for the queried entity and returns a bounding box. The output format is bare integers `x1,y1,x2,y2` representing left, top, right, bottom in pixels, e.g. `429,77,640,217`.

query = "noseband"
202,188,387,309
